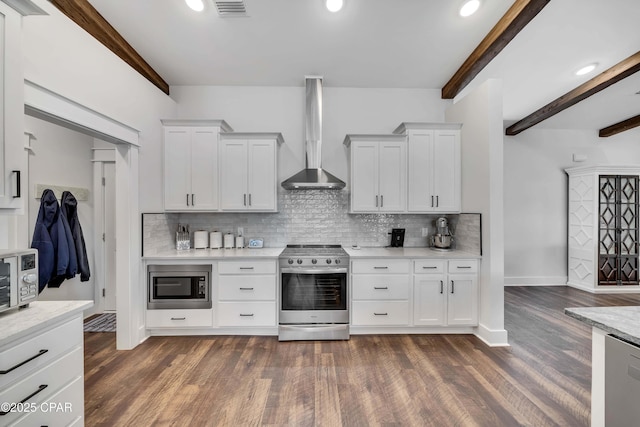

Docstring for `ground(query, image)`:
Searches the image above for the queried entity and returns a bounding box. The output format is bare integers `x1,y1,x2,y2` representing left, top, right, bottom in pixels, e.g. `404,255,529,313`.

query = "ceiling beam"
506,51,640,136
441,0,550,100
599,114,640,138
49,0,170,95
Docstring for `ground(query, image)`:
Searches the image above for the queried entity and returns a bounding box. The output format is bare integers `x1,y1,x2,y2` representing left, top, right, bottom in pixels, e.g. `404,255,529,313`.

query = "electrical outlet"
237,227,244,237
421,227,429,237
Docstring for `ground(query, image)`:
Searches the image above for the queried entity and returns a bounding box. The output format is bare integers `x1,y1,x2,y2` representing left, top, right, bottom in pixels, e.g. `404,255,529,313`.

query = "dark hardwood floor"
84,287,640,426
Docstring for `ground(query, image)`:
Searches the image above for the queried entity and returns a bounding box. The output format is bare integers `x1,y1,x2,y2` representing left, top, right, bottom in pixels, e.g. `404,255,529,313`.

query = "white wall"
446,79,508,346
504,127,640,285
171,85,451,189
25,115,96,306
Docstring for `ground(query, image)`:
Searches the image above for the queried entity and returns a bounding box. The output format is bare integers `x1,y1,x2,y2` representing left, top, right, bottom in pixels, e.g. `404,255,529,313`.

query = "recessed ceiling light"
325,0,344,13
576,63,598,76
459,0,480,17
185,0,205,12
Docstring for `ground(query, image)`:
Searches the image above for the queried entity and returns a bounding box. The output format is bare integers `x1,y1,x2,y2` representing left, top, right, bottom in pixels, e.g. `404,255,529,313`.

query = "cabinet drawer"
448,260,478,273
218,302,276,327
10,375,84,427
218,275,276,300
0,347,83,426
352,275,409,300
218,260,276,275
352,301,410,326
351,259,410,274
0,318,81,389
414,259,446,274
146,309,213,328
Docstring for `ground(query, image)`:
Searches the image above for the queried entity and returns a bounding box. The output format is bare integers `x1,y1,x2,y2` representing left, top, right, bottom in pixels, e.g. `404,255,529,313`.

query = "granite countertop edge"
565,306,640,346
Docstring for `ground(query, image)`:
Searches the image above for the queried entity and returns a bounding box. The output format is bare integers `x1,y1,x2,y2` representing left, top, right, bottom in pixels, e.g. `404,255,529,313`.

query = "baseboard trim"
474,323,509,347
504,276,567,286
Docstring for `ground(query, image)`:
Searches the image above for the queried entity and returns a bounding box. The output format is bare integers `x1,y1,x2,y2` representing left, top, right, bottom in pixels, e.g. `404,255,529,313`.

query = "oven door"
0,256,18,312
279,268,348,324
148,271,210,309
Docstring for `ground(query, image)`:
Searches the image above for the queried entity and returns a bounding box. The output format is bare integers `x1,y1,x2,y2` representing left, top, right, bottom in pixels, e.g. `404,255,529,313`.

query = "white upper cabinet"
219,133,283,212
394,123,462,213
0,4,25,211
344,134,407,213
162,120,232,211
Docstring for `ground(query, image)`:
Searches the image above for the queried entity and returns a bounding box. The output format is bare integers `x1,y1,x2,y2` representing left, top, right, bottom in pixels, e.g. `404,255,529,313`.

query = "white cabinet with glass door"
344,134,406,213
394,123,461,213
162,120,232,211
219,133,283,212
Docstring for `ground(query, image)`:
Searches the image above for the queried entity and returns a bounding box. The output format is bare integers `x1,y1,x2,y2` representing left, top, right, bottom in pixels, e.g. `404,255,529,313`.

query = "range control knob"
311,259,317,264
334,259,341,265
22,273,37,284
297,259,303,264
326,259,332,264
288,259,294,265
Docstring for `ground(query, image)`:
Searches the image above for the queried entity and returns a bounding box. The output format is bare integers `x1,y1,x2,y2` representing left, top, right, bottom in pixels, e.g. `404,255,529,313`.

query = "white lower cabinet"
217,260,277,328
351,259,410,326
413,259,478,327
146,309,213,328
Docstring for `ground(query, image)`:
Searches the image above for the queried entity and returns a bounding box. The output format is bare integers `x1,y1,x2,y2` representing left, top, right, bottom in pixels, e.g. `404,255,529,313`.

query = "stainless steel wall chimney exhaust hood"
281,77,346,190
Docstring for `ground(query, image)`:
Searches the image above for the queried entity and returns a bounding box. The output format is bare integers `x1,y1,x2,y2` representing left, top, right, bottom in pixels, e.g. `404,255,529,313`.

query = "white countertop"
143,247,286,260
565,306,640,346
0,300,93,346
344,247,481,259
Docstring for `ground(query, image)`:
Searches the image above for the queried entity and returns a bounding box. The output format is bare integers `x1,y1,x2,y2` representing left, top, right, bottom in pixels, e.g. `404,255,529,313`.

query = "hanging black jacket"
59,191,90,282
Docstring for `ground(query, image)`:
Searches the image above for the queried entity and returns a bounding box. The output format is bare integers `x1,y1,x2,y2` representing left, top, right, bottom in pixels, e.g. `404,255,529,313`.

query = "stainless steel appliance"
605,334,640,426
279,244,349,341
147,264,211,309
0,249,38,313
431,217,454,250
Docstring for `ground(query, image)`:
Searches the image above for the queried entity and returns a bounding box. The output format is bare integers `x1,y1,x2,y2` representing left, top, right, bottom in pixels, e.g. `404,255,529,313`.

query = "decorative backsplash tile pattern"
142,190,481,255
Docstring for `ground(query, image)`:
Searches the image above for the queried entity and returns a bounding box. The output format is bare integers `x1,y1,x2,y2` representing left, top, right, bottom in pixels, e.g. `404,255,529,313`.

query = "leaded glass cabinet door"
598,175,639,286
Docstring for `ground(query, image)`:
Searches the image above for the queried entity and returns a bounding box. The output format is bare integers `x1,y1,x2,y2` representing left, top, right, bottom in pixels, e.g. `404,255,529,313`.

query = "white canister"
193,231,209,249
236,236,244,249
224,233,235,249
210,231,222,249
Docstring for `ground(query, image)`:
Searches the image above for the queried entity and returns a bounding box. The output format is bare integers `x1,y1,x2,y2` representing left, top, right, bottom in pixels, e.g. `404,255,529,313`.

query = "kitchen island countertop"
344,247,481,259
565,306,640,346
143,247,286,261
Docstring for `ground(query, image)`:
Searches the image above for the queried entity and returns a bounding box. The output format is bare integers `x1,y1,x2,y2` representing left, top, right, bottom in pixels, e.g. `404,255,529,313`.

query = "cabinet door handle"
0,349,48,375
243,194,247,206
186,194,190,206
381,195,384,207
431,195,434,207
451,281,455,294
376,195,379,207
373,266,388,270
171,317,186,320
192,194,195,206
436,195,439,207
440,280,443,294
249,193,252,206
374,286,389,290
374,312,388,316
239,287,254,291
0,384,48,415
239,313,254,317
12,170,20,198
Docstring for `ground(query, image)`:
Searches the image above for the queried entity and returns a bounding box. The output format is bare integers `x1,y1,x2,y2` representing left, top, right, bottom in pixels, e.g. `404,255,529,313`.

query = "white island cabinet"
162,119,233,211
0,3,25,211
219,133,283,212
0,301,92,426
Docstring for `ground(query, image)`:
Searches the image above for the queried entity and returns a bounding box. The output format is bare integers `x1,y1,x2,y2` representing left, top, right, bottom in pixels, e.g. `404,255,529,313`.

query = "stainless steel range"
278,244,349,341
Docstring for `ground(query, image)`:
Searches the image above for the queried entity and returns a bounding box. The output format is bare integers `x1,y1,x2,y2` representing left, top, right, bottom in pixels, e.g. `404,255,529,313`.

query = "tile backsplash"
142,190,481,255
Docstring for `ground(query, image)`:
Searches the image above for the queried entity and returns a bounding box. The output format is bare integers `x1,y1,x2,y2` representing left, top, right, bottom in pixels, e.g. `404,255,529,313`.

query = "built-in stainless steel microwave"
147,264,211,309
0,249,38,313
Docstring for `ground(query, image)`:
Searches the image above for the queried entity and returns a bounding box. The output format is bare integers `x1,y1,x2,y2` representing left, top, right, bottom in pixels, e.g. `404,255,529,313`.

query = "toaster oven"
0,249,38,313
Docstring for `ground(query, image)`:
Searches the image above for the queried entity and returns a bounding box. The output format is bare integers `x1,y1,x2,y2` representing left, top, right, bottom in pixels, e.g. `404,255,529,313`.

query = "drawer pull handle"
423,266,438,269
239,287,254,291
0,349,48,375
457,266,472,269
374,286,389,290
0,384,48,416
374,312,388,316
170,317,186,320
239,313,254,317
239,267,254,270
373,266,388,270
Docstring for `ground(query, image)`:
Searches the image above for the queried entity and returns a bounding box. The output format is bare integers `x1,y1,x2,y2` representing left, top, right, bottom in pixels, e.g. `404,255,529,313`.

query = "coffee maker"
431,217,453,250
390,228,405,247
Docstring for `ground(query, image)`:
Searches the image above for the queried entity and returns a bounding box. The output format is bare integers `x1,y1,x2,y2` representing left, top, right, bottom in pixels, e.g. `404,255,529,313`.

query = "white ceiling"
87,0,640,132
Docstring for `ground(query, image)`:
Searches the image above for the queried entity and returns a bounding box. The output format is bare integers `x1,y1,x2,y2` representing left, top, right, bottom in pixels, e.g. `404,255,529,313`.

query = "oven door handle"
281,268,348,274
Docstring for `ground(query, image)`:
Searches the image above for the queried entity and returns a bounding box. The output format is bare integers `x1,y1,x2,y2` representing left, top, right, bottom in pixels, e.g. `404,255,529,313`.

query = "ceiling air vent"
214,0,247,17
